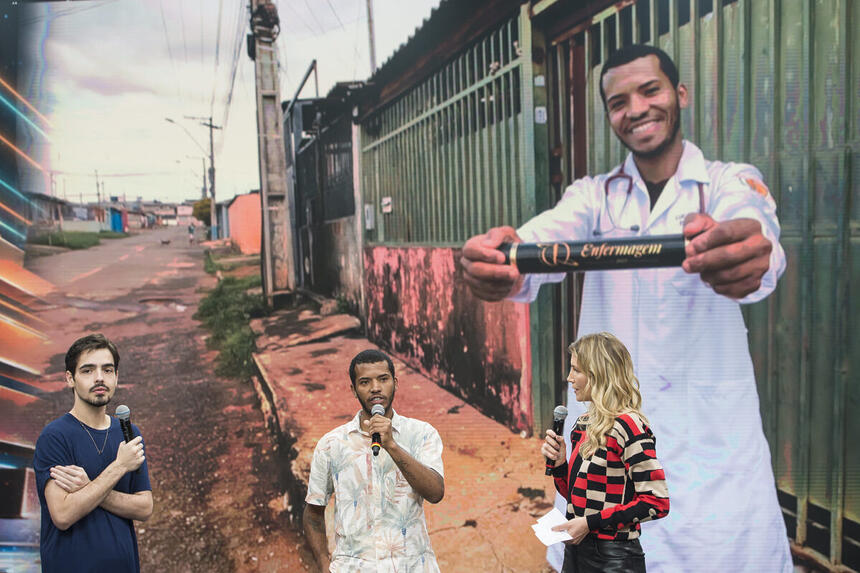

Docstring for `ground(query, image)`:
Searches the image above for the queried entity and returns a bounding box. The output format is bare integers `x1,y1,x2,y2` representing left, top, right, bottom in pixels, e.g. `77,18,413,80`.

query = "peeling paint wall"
364,245,532,432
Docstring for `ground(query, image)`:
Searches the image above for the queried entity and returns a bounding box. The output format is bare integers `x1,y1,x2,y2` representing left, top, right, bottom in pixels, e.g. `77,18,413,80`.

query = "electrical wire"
18,0,122,26
210,0,225,116
218,0,248,138
159,0,182,101
179,0,189,66
302,0,327,34
325,0,347,31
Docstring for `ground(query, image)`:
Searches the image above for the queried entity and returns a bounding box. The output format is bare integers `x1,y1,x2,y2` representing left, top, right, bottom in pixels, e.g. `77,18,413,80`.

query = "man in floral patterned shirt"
303,349,445,572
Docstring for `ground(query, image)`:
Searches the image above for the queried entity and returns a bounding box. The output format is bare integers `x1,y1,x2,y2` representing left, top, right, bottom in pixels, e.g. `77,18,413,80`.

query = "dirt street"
19,227,312,572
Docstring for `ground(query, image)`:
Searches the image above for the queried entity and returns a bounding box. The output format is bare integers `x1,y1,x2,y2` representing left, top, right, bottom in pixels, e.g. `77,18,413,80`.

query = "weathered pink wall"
364,246,533,432
228,193,261,255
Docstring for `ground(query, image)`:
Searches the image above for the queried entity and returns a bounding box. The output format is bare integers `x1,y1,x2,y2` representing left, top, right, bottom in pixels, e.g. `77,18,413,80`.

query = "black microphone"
370,404,385,456
545,405,568,476
115,405,140,474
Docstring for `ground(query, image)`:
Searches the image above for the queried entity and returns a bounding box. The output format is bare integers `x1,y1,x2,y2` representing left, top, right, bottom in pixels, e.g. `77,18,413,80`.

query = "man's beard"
359,391,395,416
621,102,682,160
77,386,111,407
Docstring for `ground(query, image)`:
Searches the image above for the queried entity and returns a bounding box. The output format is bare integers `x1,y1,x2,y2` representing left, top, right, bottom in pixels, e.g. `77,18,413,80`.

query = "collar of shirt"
347,409,403,437
620,140,710,229
620,140,709,189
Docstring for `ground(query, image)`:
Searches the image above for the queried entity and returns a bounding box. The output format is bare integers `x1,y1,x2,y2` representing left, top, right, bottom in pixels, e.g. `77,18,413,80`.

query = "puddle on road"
139,297,187,312
51,295,146,313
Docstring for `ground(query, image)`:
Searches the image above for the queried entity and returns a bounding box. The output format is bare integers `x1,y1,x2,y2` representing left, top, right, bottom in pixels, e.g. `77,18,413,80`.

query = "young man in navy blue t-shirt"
33,334,153,573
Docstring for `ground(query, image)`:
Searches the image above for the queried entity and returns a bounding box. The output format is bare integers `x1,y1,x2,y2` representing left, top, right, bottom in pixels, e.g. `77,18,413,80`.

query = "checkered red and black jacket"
551,412,670,540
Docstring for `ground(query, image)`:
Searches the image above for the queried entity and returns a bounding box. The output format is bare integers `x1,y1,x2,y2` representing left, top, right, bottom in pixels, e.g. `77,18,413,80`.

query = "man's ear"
677,83,689,109
65,371,75,388
350,382,357,399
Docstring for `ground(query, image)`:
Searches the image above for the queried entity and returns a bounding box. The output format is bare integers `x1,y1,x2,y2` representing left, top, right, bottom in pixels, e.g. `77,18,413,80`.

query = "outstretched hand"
460,226,523,301
682,214,772,299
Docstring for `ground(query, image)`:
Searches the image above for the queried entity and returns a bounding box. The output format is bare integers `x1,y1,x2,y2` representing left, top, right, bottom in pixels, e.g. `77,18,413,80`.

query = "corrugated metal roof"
363,0,523,113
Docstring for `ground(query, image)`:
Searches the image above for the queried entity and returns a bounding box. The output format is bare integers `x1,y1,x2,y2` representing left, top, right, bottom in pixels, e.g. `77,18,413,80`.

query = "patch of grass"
194,274,266,378
335,294,351,314
29,231,100,250
203,251,218,274
98,230,130,239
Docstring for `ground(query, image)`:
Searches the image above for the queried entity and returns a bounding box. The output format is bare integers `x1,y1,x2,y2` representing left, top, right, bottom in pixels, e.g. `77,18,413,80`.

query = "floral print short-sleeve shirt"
306,410,444,573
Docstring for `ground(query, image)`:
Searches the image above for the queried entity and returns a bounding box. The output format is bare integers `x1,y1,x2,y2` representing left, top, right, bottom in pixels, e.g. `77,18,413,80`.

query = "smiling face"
602,54,688,160
351,361,397,417
66,347,118,409
568,353,591,402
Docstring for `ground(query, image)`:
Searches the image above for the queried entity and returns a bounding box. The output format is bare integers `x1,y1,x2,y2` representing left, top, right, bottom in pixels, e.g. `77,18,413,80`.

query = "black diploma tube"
499,234,687,273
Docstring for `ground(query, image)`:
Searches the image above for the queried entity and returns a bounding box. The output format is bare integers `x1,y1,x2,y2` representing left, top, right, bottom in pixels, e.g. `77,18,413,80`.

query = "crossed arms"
44,436,152,530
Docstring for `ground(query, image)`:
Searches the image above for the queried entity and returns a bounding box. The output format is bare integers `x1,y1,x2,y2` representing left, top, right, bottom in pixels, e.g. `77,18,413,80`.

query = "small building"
228,191,261,255
176,204,194,227
24,192,72,239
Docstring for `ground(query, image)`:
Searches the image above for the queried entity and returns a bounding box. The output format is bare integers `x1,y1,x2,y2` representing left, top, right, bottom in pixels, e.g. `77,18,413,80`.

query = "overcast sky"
15,0,440,204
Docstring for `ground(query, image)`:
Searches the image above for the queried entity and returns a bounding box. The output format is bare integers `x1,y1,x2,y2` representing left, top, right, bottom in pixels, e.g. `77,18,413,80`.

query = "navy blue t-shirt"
33,413,151,573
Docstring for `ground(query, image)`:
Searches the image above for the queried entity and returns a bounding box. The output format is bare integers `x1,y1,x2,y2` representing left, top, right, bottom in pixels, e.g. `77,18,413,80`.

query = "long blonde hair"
570,332,648,459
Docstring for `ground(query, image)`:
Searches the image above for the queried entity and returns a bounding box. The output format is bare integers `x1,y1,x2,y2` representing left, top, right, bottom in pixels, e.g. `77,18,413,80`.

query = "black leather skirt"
561,534,646,573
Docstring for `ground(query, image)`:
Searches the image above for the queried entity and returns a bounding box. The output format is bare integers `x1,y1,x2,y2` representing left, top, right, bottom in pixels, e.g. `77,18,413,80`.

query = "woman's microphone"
545,405,568,476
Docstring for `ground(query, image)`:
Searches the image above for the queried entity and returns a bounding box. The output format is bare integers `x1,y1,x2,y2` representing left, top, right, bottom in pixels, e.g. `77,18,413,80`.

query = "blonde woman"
541,332,669,573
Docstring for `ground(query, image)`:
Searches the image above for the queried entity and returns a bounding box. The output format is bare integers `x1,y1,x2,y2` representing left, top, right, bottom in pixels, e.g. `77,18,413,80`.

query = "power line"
325,0,346,31
179,0,189,65
210,0,226,115
302,0,327,34
158,0,182,101
18,0,122,26
277,0,319,36
218,0,249,139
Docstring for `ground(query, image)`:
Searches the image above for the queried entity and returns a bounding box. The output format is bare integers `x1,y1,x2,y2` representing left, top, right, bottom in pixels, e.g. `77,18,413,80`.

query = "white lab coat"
513,142,792,572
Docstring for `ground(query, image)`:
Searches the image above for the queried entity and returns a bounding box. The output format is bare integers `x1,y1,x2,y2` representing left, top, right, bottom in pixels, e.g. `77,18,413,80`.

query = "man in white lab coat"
461,44,792,572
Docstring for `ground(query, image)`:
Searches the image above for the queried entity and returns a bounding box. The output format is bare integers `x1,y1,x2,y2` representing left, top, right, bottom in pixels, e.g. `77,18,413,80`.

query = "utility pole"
201,158,207,200
94,170,101,221
250,0,296,303
366,0,377,74
185,115,221,239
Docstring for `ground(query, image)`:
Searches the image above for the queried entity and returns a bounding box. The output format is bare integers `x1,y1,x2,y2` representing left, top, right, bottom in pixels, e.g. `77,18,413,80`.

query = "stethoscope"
593,164,706,236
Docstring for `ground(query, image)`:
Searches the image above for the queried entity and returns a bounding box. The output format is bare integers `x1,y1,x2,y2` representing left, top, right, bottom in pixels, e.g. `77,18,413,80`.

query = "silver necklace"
79,421,109,455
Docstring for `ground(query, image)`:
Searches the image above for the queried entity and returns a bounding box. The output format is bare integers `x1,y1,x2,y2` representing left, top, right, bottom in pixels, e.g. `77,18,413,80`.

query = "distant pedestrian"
303,349,445,572
33,334,152,573
187,223,195,245
542,332,669,572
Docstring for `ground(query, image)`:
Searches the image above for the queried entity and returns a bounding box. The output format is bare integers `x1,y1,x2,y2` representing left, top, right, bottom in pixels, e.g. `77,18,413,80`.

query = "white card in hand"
532,508,573,546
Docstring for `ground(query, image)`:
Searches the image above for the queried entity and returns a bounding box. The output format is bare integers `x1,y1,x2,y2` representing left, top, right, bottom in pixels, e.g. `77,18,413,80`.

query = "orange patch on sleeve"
744,177,770,197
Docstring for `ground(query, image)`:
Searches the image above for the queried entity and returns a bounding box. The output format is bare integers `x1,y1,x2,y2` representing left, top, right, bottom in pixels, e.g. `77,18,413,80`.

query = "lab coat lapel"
643,141,710,232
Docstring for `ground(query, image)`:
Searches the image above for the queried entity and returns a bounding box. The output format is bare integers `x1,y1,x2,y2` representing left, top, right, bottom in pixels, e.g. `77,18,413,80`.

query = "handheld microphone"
115,405,140,474
545,405,568,476
370,404,385,456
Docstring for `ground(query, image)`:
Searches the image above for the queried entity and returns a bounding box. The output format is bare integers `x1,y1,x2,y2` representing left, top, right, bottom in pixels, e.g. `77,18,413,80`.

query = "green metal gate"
359,5,560,432
546,0,858,568
361,8,545,244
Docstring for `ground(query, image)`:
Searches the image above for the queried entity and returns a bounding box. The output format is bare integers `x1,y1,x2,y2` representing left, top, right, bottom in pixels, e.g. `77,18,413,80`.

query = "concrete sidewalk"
251,305,557,572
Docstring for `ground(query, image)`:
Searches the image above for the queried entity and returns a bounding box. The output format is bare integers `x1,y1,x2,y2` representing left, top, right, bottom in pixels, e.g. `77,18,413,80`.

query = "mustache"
90,384,109,392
